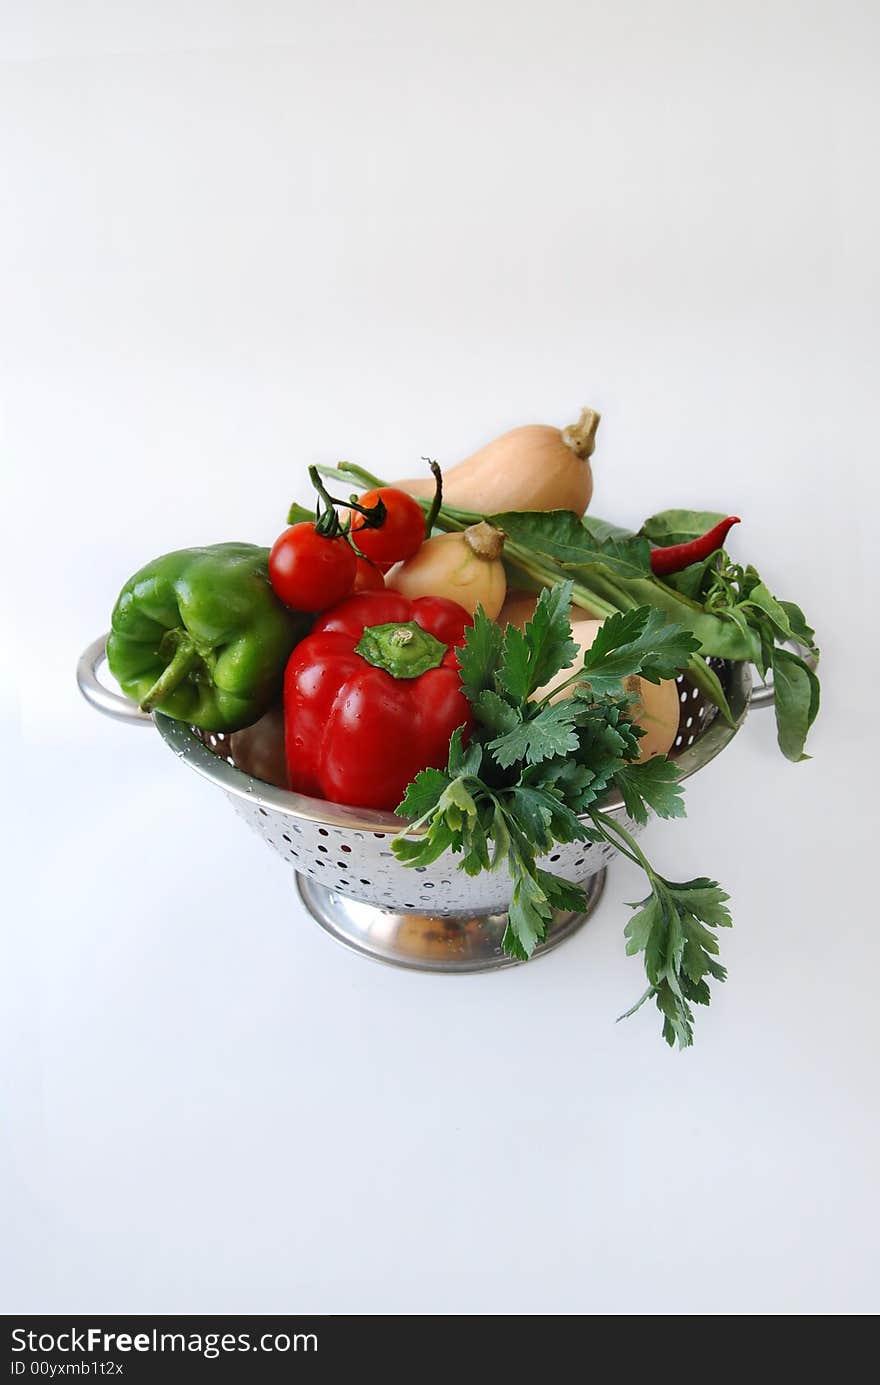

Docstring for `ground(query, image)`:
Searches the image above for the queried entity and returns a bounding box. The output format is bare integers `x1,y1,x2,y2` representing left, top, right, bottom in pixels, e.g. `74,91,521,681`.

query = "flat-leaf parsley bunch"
392,581,732,1048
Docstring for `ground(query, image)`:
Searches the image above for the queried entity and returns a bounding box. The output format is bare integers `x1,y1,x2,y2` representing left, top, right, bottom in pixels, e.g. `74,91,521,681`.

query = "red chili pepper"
649,516,740,576
283,590,474,810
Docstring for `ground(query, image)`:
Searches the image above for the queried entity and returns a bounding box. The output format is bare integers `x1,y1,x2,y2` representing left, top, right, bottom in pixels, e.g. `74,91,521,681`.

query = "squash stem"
561,408,601,459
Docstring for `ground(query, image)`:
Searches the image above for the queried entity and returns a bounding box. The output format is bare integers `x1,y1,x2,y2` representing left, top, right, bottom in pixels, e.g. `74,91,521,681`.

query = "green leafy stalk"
589,810,731,1048
391,585,731,1047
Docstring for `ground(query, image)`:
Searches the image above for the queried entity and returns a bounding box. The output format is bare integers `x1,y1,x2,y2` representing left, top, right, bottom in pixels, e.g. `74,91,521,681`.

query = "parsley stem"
530,667,593,711
617,985,657,1020
590,809,658,879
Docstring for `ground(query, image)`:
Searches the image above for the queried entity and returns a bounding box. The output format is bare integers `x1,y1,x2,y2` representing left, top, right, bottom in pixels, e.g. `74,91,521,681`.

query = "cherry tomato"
350,487,425,572
352,556,386,592
268,523,356,612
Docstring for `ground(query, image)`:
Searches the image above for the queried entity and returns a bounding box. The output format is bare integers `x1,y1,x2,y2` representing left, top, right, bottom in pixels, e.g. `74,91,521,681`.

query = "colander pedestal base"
295,869,606,973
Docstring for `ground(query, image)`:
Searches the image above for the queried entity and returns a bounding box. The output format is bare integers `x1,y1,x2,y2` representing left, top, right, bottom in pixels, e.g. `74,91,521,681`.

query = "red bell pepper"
284,590,474,810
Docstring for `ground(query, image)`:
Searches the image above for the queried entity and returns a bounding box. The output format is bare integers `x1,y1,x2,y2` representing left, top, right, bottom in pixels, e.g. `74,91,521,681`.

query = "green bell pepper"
107,543,308,731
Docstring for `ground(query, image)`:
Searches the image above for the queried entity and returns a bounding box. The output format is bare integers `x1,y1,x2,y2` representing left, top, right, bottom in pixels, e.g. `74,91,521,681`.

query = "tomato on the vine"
350,487,425,572
268,523,356,612
352,556,386,592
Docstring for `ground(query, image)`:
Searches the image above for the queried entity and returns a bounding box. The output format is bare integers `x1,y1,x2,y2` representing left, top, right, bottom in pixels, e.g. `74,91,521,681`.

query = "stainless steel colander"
78,634,759,971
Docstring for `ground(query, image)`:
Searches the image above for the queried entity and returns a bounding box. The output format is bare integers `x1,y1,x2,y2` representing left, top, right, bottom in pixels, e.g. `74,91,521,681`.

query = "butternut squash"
620,674,681,763
400,408,600,516
497,591,680,762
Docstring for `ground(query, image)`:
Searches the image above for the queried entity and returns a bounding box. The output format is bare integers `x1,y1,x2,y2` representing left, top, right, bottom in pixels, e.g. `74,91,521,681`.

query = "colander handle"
749,679,776,710
748,646,818,711
77,634,153,725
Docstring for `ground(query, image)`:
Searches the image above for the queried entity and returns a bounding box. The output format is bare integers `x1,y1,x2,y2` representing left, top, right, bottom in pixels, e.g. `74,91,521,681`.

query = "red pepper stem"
649,516,741,576
355,621,447,679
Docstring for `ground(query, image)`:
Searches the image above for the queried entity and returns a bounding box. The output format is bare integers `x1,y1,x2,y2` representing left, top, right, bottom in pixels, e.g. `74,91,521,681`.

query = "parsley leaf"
395,767,452,822
536,870,590,914
496,580,578,701
392,816,458,869
503,868,552,959
618,873,732,1048
489,700,582,768
457,609,504,703
528,758,598,812
447,725,482,776
612,757,686,825
506,785,588,847
473,689,521,736
582,607,700,694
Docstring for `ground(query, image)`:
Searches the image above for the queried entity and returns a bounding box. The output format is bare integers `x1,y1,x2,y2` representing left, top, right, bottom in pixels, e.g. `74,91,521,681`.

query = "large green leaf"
771,648,820,762
641,509,728,546
491,510,653,579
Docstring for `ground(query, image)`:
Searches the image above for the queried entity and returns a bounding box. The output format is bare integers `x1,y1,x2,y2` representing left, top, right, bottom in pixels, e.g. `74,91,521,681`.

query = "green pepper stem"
140,636,201,712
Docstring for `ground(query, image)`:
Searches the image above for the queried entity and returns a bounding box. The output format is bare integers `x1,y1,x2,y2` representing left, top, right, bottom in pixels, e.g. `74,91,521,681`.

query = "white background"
2,1,878,1315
